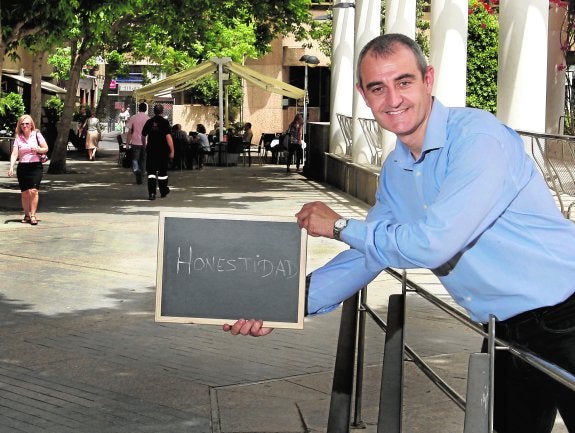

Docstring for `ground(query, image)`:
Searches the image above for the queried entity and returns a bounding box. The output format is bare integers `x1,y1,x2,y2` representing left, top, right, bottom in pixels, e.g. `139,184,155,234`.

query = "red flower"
481,23,486,28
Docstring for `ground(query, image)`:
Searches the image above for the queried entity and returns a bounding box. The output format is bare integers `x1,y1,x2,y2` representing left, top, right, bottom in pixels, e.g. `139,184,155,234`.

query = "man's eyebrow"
395,73,416,82
364,73,417,90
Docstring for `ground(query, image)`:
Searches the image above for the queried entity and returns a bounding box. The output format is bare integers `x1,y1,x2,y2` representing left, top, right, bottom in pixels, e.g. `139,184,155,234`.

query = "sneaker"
148,193,156,200
160,189,170,198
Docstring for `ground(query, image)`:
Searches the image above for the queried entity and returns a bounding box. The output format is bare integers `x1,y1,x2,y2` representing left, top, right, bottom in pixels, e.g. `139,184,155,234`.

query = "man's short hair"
138,102,148,112
153,104,164,115
356,33,428,89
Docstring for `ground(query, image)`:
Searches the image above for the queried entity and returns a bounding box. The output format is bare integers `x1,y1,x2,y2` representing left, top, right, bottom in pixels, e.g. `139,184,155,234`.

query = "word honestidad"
175,246,299,279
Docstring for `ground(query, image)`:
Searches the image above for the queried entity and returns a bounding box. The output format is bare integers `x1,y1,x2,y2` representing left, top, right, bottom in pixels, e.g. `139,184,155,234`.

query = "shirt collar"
395,98,448,168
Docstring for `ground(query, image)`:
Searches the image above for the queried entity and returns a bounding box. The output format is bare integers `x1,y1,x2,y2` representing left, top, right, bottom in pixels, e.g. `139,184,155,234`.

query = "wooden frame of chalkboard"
156,212,307,329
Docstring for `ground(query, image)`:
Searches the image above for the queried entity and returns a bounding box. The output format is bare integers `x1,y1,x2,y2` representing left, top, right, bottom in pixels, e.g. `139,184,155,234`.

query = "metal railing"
358,117,384,165
517,130,575,218
336,114,384,165
327,269,575,433
336,113,353,157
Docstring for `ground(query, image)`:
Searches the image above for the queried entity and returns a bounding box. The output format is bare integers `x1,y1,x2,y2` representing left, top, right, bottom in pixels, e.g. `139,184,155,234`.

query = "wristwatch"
333,218,348,241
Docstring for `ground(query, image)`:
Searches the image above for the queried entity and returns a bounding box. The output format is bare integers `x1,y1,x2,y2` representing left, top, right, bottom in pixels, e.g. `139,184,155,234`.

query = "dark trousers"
482,291,575,433
287,142,303,169
146,155,169,196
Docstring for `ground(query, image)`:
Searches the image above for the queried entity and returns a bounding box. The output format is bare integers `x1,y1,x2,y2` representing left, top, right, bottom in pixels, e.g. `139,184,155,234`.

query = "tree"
0,0,73,145
47,0,149,173
44,0,314,173
0,0,40,85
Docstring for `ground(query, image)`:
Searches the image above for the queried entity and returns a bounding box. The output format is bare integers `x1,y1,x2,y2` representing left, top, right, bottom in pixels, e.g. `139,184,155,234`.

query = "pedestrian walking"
141,104,174,200
7,114,49,225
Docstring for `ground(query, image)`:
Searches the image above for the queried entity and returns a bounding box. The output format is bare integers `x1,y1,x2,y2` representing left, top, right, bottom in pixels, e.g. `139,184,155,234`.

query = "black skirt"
17,162,43,191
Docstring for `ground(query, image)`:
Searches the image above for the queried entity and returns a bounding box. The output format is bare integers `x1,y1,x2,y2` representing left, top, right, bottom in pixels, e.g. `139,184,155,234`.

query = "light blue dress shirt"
308,99,575,323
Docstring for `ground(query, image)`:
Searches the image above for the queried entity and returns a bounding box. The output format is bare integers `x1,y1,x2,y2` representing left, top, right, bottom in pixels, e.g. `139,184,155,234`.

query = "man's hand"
296,201,341,238
222,318,274,337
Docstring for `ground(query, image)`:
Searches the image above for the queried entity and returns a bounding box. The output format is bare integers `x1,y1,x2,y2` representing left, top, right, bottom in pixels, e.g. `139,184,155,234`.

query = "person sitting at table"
208,122,220,142
242,122,253,145
191,124,211,169
170,124,189,169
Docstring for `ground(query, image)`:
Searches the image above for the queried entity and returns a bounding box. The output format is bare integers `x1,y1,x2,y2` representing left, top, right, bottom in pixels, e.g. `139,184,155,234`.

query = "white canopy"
4,73,67,94
134,58,305,100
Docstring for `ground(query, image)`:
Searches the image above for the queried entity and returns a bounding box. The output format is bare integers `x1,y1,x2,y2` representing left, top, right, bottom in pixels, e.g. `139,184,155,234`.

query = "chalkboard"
156,212,307,329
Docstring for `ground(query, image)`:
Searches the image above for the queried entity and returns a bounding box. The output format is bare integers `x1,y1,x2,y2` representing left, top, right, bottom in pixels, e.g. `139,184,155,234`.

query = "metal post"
327,292,360,432
352,288,368,428
377,274,407,433
488,315,496,433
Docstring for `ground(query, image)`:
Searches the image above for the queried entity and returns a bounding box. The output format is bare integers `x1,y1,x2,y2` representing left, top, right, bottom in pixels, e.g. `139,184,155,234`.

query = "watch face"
335,219,347,230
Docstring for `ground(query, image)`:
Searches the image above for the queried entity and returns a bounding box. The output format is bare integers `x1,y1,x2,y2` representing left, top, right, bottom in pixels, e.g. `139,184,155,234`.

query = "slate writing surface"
156,212,306,328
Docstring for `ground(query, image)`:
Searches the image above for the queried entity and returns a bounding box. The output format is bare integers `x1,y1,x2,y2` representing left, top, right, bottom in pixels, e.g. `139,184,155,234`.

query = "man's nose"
386,87,403,107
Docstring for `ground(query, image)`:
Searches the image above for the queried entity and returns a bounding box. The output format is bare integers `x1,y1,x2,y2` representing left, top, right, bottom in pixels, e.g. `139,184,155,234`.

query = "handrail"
384,268,575,392
328,269,575,432
516,129,575,141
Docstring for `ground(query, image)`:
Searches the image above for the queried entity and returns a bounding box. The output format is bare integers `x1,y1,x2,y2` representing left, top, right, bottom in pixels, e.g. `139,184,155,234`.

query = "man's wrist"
333,218,349,241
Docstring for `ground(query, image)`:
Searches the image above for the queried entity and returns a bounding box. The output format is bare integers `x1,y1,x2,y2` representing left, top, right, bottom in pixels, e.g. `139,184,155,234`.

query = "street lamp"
299,55,320,139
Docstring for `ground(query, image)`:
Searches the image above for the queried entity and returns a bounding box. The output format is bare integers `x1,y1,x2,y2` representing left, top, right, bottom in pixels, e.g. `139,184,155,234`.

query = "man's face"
357,45,434,149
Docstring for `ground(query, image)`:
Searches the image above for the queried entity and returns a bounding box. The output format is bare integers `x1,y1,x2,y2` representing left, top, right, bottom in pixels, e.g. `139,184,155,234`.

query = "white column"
385,0,416,35
429,0,468,107
378,0,417,161
547,3,568,134
497,0,548,133
330,0,356,155
352,0,382,164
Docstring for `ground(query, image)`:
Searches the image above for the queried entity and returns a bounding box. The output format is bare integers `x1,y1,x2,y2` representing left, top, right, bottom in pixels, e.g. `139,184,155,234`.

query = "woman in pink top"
7,114,49,225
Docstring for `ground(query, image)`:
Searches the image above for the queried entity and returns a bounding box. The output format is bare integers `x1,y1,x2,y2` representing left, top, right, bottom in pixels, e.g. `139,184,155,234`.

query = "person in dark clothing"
171,124,189,169
286,113,304,172
141,104,174,200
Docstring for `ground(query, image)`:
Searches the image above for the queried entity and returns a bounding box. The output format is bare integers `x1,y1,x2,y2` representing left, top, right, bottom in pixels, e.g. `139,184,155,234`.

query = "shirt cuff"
340,219,367,253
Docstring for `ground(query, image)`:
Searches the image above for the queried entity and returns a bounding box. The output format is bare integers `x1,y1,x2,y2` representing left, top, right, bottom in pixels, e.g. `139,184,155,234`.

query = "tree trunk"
30,51,45,125
48,50,93,174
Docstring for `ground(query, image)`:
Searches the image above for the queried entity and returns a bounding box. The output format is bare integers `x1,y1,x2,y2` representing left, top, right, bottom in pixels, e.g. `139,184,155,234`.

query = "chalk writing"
176,246,298,279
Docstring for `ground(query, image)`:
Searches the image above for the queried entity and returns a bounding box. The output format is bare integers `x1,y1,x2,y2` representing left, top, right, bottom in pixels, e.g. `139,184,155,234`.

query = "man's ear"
424,66,435,92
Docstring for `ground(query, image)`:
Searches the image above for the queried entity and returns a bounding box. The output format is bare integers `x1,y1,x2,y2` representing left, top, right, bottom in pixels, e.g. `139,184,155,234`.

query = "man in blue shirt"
224,34,575,432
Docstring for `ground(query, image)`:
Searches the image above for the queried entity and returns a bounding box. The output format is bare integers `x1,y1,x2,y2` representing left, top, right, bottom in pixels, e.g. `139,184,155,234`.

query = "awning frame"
134,58,305,141
3,73,67,94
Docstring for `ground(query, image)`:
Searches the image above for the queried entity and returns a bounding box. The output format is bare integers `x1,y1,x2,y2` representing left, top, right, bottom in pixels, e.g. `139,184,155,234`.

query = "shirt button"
415,171,421,176
423,204,428,209
466,296,472,302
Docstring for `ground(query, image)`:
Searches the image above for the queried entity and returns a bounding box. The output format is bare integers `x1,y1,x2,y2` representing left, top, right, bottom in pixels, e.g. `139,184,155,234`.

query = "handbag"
39,154,48,163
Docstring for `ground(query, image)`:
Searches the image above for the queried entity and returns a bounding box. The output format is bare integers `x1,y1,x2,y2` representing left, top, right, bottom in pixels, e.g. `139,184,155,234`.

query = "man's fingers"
223,319,273,337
